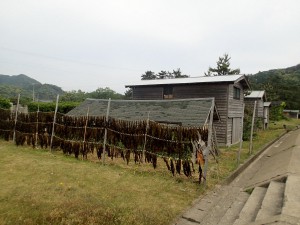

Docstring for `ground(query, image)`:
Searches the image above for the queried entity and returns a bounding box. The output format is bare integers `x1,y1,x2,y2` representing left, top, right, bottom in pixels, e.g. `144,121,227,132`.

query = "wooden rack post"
35,103,40,148
102,98,111,164
50,95,59,152
203,98,214,186
12,94,20,143
237,103,245,165
83,107,90,159
141,111,150,163
249,101,256,154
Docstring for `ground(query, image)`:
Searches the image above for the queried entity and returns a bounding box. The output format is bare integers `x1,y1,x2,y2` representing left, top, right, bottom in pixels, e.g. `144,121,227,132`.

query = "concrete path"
174,128,300,225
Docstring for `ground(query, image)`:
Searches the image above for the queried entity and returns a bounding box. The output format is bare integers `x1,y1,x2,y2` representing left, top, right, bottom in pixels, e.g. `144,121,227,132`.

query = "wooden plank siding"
231,118,242,144
130,79,248,146
132,86,163,100
227,83,245,145
228,83,244,117
173,84,228,145
131,83,229,145
244,99,264,118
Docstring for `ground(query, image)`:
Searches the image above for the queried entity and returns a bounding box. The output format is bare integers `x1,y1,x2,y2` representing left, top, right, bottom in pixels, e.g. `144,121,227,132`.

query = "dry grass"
0,118,299,225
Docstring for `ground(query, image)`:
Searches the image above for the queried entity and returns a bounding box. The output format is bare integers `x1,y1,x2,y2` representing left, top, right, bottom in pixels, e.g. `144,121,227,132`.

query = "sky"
0,0,300,94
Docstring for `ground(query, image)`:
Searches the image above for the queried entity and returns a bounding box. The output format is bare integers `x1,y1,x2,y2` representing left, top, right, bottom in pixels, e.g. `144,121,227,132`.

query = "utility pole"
32,83,35,102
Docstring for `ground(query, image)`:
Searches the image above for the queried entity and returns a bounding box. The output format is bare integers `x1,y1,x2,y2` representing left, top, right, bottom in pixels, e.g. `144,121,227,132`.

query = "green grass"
208,118,300,184
0,142,205,225
0,118,299,225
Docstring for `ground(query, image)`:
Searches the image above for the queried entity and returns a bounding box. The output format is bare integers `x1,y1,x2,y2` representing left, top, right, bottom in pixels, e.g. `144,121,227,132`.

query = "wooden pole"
141,111,150,163
50,95,59,151
102,98,111,165
249,101,256,154
82,107,90,160
237,103,245,165
204,98,214,186
12,94,20,143
35,102,40,148
83,107,90,144
83,107,90,160
212,125,219,155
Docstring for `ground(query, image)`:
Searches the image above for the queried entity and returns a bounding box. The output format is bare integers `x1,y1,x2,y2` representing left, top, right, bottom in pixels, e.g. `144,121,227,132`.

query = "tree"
61,90,87,102
124,88,133,99
205,53,240,76
141,71,156,80
172,68,189,78
89,87,123,99
156,70,168,79
0,97,11,109
141,69,189,80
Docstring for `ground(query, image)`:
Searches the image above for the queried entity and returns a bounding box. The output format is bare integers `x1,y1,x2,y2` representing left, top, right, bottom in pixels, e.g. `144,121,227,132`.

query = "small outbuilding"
125,74,251,146
263,102,271,129
283,110,299,119
244,90,270,129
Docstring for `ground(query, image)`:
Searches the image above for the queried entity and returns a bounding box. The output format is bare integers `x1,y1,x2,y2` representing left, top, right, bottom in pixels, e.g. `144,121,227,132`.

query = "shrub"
28,102,80,114
0,97,11,109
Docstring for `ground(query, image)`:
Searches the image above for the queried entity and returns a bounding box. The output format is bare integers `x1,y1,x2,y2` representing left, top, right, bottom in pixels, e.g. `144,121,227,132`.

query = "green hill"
0,74,64,101
248,64,300,109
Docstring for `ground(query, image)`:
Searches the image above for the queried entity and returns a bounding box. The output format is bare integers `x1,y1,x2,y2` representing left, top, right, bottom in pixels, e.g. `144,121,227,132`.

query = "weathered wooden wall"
131,82,246,146
132,83,229,145
227,83,244,145
244,99,264,118
132,86,163,100
173,83,228,145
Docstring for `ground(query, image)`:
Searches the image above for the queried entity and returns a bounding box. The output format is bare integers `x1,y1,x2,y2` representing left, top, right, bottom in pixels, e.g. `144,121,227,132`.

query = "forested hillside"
249,64,300,109
0,74,64,101
0,74,124,105
1,64,300,110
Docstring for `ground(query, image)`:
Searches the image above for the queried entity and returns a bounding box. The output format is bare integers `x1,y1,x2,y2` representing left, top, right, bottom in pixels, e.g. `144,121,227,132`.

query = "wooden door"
232,118,241,144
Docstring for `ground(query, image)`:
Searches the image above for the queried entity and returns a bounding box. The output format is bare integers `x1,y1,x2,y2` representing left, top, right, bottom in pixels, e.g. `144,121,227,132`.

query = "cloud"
0,0,299,93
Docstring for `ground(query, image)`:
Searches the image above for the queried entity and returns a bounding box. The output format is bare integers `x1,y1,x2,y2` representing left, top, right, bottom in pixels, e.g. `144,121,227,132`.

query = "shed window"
163,86,173,99
233,87,241,99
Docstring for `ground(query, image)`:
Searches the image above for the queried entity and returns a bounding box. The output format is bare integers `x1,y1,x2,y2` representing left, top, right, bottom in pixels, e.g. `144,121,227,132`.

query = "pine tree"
205,53,240,76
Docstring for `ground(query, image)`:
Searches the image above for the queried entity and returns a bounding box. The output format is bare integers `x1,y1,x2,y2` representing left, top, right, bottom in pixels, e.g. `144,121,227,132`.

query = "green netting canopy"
67,98,219,127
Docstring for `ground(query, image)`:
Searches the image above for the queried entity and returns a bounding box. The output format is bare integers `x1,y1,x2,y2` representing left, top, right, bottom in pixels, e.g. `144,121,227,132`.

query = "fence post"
102,98,111,164
237,103,245,165
50,95,59,151
203,98,214,186
12,94,20,143
249,101,256,154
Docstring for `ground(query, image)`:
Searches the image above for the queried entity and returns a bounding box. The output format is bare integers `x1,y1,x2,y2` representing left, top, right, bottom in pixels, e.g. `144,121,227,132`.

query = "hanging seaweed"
170,159,175,176
163,157,171,171
176,159,181,174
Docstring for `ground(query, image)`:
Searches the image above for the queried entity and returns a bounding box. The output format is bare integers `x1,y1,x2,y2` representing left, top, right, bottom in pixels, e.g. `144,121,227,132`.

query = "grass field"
0,142,205,225
0,119,299,225
209,119,300,183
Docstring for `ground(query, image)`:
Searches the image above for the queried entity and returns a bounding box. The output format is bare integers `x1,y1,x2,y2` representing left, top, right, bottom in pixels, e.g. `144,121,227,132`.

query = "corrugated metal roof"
125,74,247,87
264,102,271,107
245,90,265,99
67,98,219,127
283,110,299,113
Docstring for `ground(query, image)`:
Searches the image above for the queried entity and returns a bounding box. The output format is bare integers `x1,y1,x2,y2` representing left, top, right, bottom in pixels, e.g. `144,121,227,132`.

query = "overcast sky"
1,0,299,94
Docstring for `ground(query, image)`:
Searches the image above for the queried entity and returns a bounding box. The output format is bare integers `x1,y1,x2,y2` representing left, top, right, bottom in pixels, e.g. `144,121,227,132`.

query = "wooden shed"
244,90,270,129
244,90,266,117
283,110,299,119
125,75,250,146
263,102,271,129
